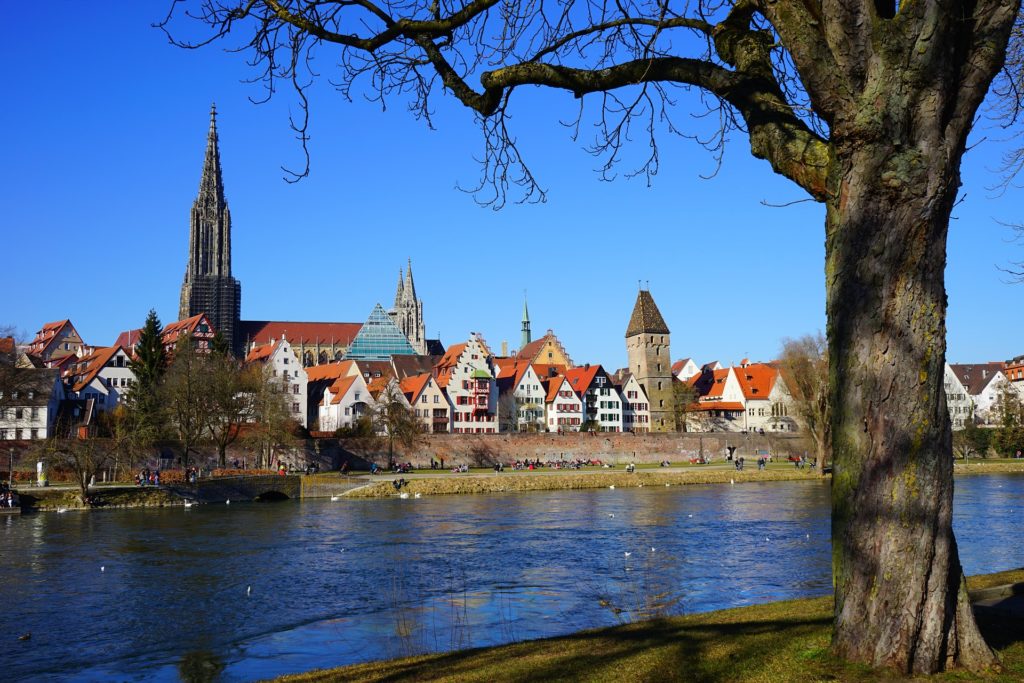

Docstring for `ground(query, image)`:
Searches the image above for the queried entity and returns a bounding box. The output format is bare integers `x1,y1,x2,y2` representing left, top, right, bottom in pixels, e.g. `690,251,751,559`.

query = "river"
1,475,1021,681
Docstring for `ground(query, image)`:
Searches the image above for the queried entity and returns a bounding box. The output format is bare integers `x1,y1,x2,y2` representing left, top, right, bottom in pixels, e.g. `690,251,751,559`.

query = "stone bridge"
184,474,302,503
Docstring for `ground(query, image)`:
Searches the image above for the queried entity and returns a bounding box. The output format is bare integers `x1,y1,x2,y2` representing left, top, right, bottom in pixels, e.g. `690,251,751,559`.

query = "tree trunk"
826,133,997,672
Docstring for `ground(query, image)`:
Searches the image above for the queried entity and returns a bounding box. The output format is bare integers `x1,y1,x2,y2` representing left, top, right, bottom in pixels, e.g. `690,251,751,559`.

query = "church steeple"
404,257,417,299
198,103,226,209
521,294,532,349
180,104,241,355
394,268,405,308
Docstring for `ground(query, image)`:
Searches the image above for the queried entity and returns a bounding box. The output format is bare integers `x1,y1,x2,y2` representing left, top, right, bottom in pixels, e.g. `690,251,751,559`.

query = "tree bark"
826,126,997,672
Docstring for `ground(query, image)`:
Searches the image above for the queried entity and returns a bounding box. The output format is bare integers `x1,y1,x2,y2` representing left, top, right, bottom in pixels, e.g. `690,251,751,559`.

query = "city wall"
320,431,812,469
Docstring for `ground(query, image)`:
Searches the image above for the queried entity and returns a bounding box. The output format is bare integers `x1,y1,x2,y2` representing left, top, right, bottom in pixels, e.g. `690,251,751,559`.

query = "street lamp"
8,448,13,489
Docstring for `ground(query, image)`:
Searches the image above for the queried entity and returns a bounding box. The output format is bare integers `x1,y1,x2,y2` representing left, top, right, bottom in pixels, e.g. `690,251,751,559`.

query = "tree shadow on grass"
299,600,837,682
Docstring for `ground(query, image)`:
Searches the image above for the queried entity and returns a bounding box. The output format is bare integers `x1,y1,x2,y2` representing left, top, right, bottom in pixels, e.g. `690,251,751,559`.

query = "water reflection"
0,475,1020,681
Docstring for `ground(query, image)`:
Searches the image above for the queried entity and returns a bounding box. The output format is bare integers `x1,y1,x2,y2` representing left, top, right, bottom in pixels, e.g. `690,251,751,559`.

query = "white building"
949,363,1016,426
734,362,796,432
686,366,745,431
565,365,622,432
67,346,135,412
435,334,498,434
943,363,974,430
496,361,547,432
400,373,450,433
544,375,583,432
0,368,65,440
318,373,373,432
246,336,309,427
619,373,651,433
672,358,700,382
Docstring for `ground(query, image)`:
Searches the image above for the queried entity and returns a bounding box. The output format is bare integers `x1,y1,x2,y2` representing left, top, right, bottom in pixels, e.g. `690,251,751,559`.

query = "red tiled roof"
434,343,467,388
671,358,692,374
691,368,731,399
400,372,433,404
114,328,143,349
306,361,354,382
563,365,602,397
162,314,213,347
367,376,392,400
327,376,358,405
245,340,278,363
690,401,744,412
544,376,574,403
28,319,72,354
734,363,778,400
238,320,361,347
71,345,124,392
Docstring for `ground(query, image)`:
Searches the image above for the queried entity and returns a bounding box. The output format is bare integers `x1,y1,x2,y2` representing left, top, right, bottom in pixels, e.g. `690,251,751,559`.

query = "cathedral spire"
394,268,405,308
521,293,532,349
404,258,417,300
198,102,226,208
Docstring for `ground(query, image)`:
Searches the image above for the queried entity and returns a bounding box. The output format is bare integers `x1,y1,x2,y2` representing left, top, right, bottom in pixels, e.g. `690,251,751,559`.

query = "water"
1,475,1021,682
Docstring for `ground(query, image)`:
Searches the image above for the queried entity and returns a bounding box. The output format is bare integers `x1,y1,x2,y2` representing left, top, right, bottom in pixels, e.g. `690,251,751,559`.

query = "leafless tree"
160,336,211,470
44,438,112,505
162,1,1024,672
778,334,829,470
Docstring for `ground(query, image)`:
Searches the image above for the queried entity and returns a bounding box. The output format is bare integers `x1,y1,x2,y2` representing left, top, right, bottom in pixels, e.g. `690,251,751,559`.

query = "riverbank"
342,466,826,498
277,568,1024,683
17,486,183,511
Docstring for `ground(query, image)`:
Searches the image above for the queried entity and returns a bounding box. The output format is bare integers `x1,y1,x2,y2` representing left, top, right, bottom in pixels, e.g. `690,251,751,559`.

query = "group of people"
1,484,17,509
135,468,161,487
510,458,604,471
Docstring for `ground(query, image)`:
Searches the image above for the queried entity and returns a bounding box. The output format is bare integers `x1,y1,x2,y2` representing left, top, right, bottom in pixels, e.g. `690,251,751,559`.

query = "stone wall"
327,431,812,468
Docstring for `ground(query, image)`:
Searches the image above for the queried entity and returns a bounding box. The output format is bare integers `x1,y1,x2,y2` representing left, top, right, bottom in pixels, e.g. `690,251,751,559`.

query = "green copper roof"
471,369,492,379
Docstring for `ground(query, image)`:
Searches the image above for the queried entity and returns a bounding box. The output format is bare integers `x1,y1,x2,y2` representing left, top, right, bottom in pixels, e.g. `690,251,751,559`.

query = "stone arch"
334,350,344,361
319,351,329,365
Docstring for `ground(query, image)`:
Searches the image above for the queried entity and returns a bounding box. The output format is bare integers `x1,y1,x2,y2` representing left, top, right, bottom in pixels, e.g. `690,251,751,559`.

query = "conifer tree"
210,329,231,358
130,309,167,393
126,309,168,440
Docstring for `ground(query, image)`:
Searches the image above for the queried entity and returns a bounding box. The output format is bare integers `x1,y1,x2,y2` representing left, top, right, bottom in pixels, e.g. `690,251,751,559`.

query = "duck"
330,495,340,502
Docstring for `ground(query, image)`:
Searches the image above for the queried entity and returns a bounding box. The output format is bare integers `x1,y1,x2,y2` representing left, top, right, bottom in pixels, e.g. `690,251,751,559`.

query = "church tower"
389,259,427,354
626,287,676,432
521,296,532,350
179,104,242,354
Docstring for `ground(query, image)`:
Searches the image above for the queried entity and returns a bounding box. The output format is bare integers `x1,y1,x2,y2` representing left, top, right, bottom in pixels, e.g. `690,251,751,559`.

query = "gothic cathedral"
179,104,242,354
389,259,427,355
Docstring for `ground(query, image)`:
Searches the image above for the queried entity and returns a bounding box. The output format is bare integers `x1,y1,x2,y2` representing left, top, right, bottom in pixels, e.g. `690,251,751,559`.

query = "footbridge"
185,474,302,503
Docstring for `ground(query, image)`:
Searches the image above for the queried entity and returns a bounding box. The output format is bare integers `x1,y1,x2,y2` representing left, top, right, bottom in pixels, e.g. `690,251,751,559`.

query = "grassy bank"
343,467,826,498
276,569,1024,683
955,460,1024,475
18,486,183,511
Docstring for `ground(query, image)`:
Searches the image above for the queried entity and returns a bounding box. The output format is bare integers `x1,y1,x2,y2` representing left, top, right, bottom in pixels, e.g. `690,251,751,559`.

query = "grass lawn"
275,569,1024,683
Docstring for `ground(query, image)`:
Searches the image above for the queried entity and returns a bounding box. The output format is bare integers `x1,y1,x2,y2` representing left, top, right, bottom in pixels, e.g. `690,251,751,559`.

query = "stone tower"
521,295,532,350
626,288,676,432
179,104,242,354
389,259,427,354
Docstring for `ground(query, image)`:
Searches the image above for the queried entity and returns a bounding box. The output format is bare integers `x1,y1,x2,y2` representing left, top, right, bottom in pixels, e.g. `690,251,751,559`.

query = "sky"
2,4,1021,370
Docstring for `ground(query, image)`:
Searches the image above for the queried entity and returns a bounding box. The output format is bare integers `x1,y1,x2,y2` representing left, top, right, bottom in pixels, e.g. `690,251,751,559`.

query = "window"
30,407,39,419
11,391,17,400
283,357,289,364
433,395,439,403
30,429,38,439
293,384,300,394
15,408,23,420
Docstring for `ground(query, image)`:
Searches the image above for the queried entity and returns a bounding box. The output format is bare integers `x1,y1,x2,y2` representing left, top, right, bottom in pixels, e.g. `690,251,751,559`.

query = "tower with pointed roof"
521,296,532,350
179,104,242,354
389,259,427,354
626,288,676,432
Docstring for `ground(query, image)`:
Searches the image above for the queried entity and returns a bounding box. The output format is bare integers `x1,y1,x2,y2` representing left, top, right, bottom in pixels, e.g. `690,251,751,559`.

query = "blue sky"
2,4,1021,369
